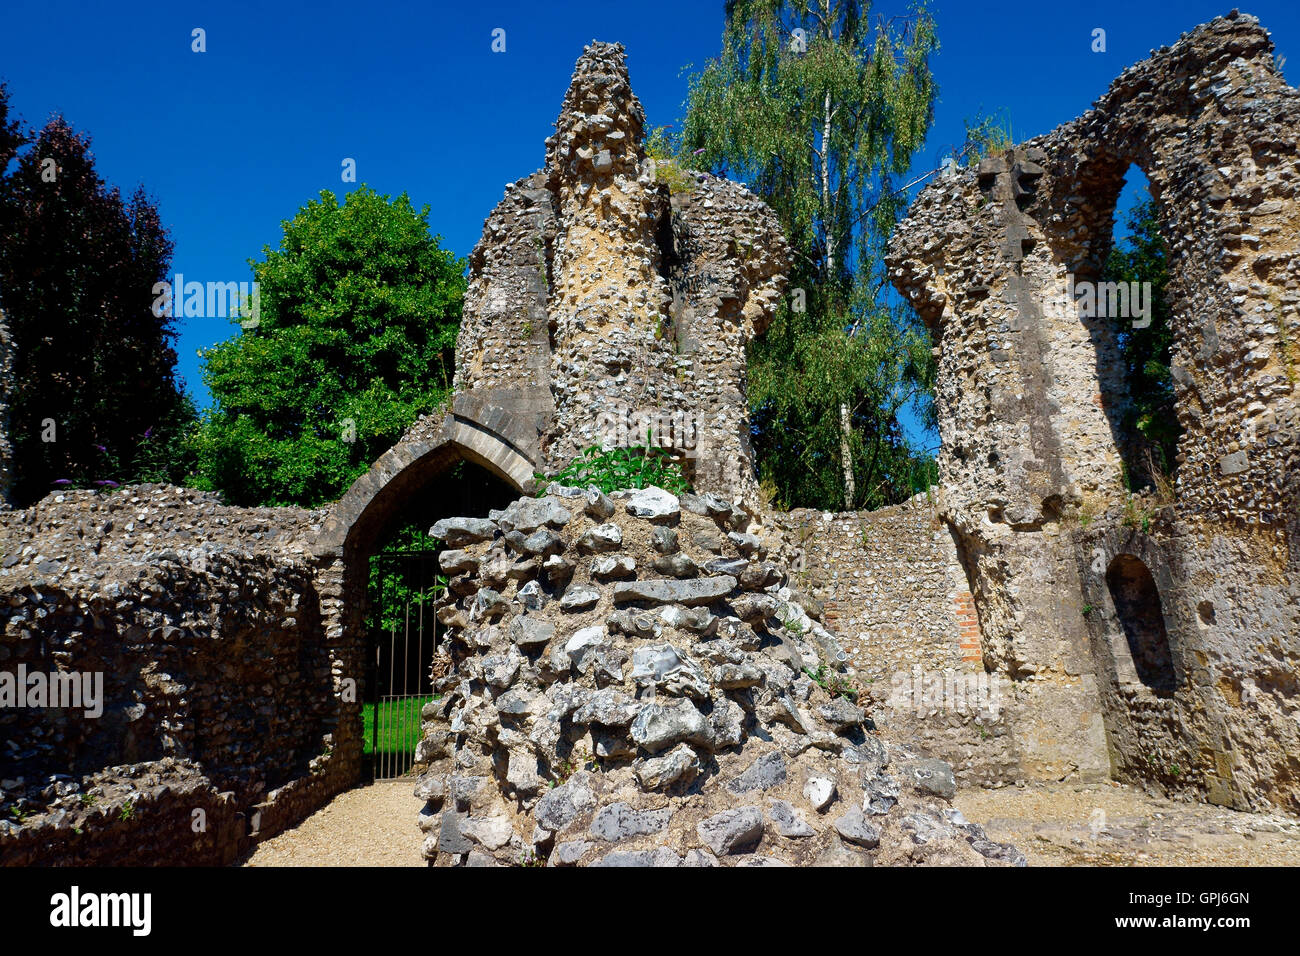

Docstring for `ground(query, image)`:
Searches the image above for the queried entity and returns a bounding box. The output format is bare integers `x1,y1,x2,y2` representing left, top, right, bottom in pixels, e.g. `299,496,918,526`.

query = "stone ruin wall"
5,15,1300,871
766,498,1023,788
888,12,1300,811
411,484,1024,867
0,487,360,864
453,42,788,503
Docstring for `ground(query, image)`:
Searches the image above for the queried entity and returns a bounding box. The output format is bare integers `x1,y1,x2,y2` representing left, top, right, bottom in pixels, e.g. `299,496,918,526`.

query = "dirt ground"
955,780,1300,866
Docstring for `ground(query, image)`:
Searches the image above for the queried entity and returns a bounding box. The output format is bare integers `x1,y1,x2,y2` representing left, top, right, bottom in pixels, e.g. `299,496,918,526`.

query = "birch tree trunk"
821,86,855,509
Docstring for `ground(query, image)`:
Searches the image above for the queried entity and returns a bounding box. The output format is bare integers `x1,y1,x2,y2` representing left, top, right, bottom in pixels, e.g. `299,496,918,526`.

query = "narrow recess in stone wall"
1105,554,1177,694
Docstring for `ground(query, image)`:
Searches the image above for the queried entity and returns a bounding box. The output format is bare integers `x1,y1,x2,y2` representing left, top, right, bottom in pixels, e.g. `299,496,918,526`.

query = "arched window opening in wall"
1098,166,1182,493
1105,553,1177,694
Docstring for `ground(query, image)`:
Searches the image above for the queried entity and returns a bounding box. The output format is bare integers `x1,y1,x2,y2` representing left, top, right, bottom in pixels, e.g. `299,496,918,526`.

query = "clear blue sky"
2,0,1297,418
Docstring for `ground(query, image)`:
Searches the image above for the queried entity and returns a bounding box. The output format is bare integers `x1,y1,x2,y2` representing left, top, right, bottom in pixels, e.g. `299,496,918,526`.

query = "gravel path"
241,777,1300,867
956,781,1300,866
241,781,424,867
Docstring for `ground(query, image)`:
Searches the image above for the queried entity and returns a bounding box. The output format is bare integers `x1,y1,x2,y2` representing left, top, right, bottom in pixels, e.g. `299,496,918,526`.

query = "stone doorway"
358,458,519,781
367,549,442,780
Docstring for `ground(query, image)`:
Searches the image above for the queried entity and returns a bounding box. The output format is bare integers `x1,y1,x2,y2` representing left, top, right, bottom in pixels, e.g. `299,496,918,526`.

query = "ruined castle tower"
451,42,789,502
888,12,1300,811
543,44,676,466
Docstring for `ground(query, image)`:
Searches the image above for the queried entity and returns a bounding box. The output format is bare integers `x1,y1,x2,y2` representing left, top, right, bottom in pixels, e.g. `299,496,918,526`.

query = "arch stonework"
315,396,537,561
888,13,1300,810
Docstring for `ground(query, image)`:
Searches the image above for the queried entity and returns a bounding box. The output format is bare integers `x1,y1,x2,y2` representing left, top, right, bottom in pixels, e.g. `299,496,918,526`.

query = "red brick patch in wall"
955,592,982,663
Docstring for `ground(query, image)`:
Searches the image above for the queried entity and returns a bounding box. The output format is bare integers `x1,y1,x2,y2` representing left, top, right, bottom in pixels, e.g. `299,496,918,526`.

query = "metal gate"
367,550,443,780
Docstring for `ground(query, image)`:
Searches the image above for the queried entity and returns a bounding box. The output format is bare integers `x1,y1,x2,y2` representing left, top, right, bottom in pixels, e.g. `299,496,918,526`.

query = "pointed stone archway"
307,397,540,792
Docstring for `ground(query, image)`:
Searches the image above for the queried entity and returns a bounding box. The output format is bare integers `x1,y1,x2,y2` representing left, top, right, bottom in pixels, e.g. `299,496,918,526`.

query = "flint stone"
439,810,474,853
727,751,787,794
565,626,606,667
633,743,700,790
709,696,747,748
517,529,565,556
767,800,814,837
591,554,637,579
577,523,623,553
843,736,889,774
545,483,586,499
543,554,575,581
506,616,553,647
739,563,781,590
591,848,681,867
972,839,1027,866
804,776,836,811
834,806,881,848
588,802,673,842
431,517,497,547
697,806,764,855
614,575,736,607
472,588,509,620
517,580,547,611
506,751,544,794
629,643,686,683
714,662,763,689
658,605,716,634
551,840,591,866
651,553,698,578
534,774,596,832
678,493,710,516
546,684,590,719
572,687,640,726
630,644,708,699
705,557,749,576
592,728,636,759
624,487,680,523
496,497,573,533
438,549,479,574
609,609,660,638
697,493,733,518
691,528,725,553
481,653,521,689
584,487,615,519
900,811,948,845
818,697,865,731
683,848,719,867
414,772,446,803
494,690,536,716
631,699,713,753
650,526,679,554
898,758,957,800
731,593,776,624
463,813,515,850
560,586,600,612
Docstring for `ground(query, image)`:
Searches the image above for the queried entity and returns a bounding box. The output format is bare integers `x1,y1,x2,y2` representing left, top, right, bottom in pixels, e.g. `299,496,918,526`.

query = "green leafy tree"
680,0,949,510
1102,195,1180,483
0,96,195,506
191,186,466,507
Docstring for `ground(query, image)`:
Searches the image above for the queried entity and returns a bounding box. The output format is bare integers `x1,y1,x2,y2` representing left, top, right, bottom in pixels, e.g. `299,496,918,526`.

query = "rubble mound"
416,484,1024,866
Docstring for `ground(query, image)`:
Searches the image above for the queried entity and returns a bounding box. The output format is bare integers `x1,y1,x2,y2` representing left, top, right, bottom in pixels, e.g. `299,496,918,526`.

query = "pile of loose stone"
416,484,1024,866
